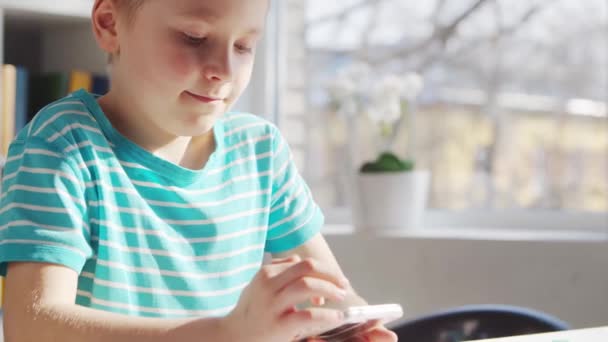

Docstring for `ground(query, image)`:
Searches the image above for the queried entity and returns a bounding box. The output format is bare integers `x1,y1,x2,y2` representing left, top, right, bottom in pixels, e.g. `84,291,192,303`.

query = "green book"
28,72,69,121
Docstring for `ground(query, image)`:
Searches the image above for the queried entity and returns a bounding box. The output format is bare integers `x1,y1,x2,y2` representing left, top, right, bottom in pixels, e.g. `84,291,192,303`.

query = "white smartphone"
300,304,403,341
341,304,403,325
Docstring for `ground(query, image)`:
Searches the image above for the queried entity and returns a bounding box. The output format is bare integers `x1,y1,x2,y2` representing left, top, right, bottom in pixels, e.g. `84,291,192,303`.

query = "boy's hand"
223,255,350,342
346,320,398,342
306,320,398,342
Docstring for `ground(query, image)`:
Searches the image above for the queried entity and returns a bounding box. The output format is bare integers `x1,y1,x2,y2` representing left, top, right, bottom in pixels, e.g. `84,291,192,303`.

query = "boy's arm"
3,262,229,342
272,232,367,308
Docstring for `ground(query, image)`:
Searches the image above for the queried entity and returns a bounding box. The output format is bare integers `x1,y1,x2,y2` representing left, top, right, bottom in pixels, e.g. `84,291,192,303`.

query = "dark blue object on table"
388,304,569,342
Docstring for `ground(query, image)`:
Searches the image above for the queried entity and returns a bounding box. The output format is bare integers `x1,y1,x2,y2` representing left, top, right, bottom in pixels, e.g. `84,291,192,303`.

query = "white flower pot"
355,170,430,233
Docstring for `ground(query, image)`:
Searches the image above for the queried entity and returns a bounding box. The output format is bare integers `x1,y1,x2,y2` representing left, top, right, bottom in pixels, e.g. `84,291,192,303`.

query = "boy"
0,0,397,341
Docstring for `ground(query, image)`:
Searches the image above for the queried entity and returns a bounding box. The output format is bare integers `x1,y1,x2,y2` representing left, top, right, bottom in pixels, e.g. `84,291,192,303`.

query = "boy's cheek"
163,49,199,82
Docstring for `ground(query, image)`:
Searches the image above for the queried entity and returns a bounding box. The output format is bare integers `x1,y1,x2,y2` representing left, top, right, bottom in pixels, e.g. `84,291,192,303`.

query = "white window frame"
258,2,607,241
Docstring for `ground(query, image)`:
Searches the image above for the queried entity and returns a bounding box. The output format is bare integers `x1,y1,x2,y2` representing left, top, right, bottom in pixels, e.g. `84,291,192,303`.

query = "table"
468,326,608,342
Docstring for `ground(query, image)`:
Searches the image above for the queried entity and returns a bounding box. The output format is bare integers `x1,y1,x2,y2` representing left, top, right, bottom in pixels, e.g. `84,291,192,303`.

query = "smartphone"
300,304,403,341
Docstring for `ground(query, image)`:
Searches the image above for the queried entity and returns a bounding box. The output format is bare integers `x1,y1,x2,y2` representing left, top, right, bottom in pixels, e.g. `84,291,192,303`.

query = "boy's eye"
235,44,253,54
182,33,206,46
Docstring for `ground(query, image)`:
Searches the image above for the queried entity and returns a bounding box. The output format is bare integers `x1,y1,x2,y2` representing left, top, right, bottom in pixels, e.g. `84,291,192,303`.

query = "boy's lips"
185,91,223,103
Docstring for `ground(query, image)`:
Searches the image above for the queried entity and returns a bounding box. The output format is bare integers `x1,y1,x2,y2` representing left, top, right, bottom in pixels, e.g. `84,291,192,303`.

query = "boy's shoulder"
221,111,280,141
17,91,99,145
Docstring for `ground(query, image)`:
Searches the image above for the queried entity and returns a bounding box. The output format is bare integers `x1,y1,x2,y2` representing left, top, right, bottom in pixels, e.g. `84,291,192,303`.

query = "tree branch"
305,0,384,27
368,0,494,65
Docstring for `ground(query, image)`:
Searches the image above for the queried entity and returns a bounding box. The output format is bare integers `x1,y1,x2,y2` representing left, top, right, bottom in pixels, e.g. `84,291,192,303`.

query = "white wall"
324,234,608,329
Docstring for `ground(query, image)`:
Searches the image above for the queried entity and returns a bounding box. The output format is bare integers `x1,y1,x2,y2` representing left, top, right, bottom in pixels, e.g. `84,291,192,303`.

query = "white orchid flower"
402,73,424,100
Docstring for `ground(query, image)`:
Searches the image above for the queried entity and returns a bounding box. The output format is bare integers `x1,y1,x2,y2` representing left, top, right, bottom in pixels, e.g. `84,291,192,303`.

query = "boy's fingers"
271,255,302,264
257,257,302,280
311,296,325,306
274,277,346,314
360,328,398,341
282,307,344,340
271,258,349,293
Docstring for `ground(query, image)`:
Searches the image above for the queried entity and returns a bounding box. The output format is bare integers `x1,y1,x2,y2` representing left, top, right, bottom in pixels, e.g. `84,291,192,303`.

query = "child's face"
111,0,268,137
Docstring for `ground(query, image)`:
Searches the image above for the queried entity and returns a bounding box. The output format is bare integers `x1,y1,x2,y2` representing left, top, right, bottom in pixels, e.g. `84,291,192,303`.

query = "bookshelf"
1,0,105,74
0,0,101,310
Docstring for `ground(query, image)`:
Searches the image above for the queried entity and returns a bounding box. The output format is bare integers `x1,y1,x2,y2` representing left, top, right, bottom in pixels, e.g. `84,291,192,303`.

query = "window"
275,0,607,230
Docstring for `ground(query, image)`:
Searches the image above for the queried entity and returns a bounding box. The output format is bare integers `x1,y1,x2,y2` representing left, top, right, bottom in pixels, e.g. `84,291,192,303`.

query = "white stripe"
33,110,92,136
269,195,311,230
6,148,63,163
97,240,264,261
1,166,81,187
223,134,272,154
274,135,286,156
0,239,88,257
90,205,268,226
0,204,90,236
76,291,235,317
64,141,113,154
81,273,248,297
163,207,268,225
0,220,75,232
118,160,151,171
48,101,86,109
83,183,269,224
142,189,270,208
92,219,266,244
208,151,272,175
93,258,261,280
267,205,318,241
47,123,104,143
271,182,305,213
274,158,290,180
0,203,72,215
77,160,124,173
86,186,270,210
2,184,85,208
224,122,267,136
271,172,298,203
124,170,272,195
85,180,138,195
222,113,255,123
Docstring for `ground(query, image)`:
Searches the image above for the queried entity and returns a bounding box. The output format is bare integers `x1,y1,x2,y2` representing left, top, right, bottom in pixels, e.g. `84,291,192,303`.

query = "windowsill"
322,224,607,242
321,209,608,242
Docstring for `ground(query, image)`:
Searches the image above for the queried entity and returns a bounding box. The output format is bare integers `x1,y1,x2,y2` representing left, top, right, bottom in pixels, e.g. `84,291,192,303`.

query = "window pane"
281,0,607,213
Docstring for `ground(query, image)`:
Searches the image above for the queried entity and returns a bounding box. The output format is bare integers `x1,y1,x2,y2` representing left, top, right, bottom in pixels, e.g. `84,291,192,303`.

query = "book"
68,69,92,93
14,66,30,134
92,74,110,95
28,72,69,120
0,277,3,308
2,65,17,155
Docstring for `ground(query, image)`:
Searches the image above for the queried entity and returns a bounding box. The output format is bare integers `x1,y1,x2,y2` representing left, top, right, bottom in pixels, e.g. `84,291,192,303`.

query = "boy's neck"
97,90,217,171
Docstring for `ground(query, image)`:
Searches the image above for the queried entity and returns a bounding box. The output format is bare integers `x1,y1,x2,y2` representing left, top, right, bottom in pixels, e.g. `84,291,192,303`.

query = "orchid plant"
327,62,424,173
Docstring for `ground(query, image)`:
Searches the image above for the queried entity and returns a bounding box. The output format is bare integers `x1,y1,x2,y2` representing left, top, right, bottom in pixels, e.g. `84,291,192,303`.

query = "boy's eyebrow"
177,8,262,36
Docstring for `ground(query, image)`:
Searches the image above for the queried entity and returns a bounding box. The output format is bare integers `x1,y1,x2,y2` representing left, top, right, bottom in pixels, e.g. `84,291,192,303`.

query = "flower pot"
355,170,430,233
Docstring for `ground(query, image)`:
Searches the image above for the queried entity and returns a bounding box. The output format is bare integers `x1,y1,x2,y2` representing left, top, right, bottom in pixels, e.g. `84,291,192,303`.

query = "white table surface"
469,326,608,342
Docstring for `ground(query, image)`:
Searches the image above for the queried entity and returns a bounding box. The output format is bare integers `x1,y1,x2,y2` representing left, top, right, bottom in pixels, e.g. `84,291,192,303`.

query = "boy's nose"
202,53,233,83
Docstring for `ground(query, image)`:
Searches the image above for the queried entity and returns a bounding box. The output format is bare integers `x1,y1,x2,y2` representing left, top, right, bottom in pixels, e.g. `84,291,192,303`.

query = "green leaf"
359,152,415,173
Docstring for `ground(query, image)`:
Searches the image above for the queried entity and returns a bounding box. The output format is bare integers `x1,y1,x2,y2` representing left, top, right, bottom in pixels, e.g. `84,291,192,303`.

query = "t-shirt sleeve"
264,128,324,253
0,138,93,276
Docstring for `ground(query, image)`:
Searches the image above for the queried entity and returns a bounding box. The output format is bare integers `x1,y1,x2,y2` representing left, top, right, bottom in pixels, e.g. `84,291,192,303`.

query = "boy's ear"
91,0,120,55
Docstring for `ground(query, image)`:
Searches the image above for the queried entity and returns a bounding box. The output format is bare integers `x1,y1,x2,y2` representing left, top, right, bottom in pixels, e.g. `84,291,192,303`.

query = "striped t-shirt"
0,89,324,318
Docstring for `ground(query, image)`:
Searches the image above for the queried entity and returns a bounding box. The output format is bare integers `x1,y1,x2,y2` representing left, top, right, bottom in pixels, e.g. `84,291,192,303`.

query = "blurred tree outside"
297,0,607,212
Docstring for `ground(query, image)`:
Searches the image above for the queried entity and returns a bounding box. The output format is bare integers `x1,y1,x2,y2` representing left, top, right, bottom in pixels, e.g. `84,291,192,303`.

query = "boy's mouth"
184,91,223,104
